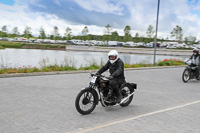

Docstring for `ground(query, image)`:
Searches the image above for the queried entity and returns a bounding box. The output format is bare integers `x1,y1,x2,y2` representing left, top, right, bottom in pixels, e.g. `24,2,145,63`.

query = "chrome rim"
184,70,190,81
121,86,131,103
79,92,95,111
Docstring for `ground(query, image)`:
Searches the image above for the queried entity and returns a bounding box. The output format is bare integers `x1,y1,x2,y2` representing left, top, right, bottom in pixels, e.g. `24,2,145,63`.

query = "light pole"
153,0,160,66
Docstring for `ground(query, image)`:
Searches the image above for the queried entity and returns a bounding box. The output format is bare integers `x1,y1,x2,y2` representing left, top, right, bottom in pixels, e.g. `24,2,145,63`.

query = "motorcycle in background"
182,60,200,83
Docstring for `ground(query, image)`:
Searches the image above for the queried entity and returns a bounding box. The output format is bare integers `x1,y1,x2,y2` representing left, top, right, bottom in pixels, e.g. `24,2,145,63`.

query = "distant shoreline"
0,41,66,51
66,45,191,56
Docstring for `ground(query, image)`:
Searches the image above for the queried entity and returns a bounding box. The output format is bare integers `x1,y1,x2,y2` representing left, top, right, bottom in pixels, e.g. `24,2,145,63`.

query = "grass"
0,41,66,50
0,59,185,74
166,47,192,50
0,46,5,49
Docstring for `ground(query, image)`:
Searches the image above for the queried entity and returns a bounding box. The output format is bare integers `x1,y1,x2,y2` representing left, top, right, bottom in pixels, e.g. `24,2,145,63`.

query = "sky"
0,0,200,40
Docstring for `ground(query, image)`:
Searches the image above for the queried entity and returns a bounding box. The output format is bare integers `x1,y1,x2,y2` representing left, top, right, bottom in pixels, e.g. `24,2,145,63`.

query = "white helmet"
193,48,199,54
108,50,119,64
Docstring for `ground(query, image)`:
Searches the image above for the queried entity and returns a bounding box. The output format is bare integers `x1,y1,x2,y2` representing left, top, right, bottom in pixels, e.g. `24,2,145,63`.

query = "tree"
23,26,32,41
170,25,183,42
49,35,54,40
87,34,92,40
146,25,155,38
82,26,89,35
53,26,59,41
82,26,89,41
103,24,112,42
1,25,8,37
39,27,46,40
184,35,196,45
104,24,112,35
12,27,20,38
111,31,119,41
64,27,72,40
123,25,132,42
135,33,139,38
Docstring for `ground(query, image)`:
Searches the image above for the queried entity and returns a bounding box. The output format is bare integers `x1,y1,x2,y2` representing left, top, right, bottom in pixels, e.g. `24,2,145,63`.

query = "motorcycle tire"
120,84,134,107
182,69,190,83
75,89,96,115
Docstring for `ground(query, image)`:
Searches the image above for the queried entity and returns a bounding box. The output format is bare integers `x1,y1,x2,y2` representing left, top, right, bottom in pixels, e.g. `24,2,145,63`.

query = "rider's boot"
195,72,200,80
196,75,200,80
195,68,200,80
105,95,112,102
115,90,122,103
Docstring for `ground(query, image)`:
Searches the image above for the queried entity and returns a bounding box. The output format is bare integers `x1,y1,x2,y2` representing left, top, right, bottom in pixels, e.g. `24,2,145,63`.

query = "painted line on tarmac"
69,100,200,133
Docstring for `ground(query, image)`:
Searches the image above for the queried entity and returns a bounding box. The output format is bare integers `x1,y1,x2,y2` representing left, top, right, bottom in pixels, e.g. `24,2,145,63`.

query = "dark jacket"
189,54,200,66
97,58,125,79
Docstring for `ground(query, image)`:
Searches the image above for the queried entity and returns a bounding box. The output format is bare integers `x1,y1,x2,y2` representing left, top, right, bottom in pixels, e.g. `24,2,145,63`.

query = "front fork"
82,86,99,105
185,66,192,78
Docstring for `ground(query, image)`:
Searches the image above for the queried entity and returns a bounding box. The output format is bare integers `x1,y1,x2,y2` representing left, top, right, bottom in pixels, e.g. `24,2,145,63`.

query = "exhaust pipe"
120,92,135,104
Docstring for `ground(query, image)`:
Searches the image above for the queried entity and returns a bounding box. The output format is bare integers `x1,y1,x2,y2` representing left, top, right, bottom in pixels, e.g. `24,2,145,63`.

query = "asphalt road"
1,67,200,133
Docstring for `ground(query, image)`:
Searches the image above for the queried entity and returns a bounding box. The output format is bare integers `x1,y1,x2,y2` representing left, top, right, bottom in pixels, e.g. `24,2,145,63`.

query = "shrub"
156,59,184,66
0,59,185,74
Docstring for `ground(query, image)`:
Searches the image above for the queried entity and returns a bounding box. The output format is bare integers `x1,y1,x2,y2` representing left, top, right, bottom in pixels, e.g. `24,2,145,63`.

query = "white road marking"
69,100,200,133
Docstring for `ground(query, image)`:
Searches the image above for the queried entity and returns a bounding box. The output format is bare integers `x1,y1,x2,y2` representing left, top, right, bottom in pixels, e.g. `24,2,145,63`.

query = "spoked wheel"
75,89,96,115
182,69,190,83
120,84,134,107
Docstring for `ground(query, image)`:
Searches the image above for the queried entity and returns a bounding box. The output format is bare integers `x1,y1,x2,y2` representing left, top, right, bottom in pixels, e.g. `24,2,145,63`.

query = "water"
0,48,187,69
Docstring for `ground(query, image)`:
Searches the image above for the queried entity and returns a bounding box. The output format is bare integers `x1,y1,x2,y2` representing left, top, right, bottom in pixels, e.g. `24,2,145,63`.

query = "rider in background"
96,50,125,103
189,48,200,79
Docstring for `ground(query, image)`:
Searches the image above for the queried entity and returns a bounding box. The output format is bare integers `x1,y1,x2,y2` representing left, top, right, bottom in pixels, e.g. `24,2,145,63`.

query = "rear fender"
81,87,99,105
126,83,137,90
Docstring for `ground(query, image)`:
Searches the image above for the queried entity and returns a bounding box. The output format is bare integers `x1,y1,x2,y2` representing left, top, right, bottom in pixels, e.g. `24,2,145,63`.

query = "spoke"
121,87,131,102
79,91,94,111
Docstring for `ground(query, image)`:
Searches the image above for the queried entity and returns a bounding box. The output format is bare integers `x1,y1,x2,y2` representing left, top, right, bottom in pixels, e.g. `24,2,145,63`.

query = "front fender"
185,66,190,70
81,87,99,105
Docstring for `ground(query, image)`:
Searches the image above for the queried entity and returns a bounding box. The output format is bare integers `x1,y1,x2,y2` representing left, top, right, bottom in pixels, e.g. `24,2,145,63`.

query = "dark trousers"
109,78,124,95
195,66,200,77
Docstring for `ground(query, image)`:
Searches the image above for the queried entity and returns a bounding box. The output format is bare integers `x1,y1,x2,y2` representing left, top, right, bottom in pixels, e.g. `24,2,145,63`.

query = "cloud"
74,0,124,15
0,0,200,39
24,0,130,29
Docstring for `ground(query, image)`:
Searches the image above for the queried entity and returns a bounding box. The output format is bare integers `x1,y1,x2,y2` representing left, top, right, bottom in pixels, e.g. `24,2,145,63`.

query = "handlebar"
90,73,109,79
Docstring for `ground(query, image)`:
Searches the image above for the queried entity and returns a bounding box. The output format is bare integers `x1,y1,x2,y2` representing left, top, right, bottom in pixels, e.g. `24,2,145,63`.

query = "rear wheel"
120,84,134,107
75,89,96,115
182,69,190,83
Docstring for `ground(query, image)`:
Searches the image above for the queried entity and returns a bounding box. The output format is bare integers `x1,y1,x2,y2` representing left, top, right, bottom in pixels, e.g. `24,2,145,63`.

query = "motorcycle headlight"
90,76,97,84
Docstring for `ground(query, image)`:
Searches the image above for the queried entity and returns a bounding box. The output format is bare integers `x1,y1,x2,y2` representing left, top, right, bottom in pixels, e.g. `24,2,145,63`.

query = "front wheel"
120,84,134,107
182,69,190,83
75,89,96,115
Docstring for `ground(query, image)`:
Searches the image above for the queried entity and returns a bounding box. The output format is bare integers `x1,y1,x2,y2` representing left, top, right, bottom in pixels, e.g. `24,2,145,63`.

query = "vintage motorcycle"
182,60,200,83
75,73,137,115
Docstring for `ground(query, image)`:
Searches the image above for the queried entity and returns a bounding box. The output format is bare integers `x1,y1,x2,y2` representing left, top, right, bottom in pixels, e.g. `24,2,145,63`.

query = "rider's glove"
108,75,113,80
95,72,100,76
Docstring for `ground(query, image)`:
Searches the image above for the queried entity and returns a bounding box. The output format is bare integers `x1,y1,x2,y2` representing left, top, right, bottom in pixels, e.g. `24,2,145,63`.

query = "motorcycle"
75,72,137,115
182,60,200,83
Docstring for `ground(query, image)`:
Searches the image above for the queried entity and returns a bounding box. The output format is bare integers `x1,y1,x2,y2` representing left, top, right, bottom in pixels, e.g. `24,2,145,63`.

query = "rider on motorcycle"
96,50,125,103
188,48,200,79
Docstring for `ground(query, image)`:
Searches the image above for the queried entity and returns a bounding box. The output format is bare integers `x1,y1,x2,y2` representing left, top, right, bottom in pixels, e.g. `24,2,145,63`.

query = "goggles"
109,56,116,60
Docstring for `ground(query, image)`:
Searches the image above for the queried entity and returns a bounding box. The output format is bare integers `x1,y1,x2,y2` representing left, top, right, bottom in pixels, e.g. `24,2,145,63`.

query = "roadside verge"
0,65,185,78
